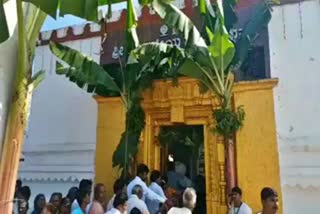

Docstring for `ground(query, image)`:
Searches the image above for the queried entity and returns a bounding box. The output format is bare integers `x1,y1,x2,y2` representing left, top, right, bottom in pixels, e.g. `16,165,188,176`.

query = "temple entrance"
159,125,204,181
159,125,206,213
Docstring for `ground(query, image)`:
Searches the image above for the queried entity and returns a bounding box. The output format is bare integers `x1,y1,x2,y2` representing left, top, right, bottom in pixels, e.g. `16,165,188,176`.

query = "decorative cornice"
93,78,279,107
22,143,96,153
38,23,102,46
19,173,94,182
281,175,320,190
279,143,320,153
282,184,320,191
94,96,122,104
233,78,279,93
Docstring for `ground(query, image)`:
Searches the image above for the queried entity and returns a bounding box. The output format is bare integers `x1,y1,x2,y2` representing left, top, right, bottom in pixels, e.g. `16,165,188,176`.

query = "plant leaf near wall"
212,106,245,138
0,0,9,43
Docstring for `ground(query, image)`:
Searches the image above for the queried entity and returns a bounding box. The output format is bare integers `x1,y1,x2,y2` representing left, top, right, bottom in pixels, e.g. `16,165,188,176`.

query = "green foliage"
223,0,238,31
50,41,149,173
206,26,235,73
140,0,246,136
0,0,9,43
50,17,168,174
22,0,125,21
125,0,139,58
49,42,121,95
232,0,274,70
212,106,245,138
197,0,207,15
112,131,140,168
159,126,203,148
151,0,208,56
0,0,132,44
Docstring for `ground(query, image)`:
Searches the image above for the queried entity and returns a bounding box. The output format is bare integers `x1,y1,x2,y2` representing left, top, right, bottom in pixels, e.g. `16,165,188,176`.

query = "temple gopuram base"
94,77,282,214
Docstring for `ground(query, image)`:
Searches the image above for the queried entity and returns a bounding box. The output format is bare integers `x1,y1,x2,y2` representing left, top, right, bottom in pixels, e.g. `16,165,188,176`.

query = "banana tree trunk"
226,137,236,193
0,2,45,213
0,88,30,212
0,34,18,155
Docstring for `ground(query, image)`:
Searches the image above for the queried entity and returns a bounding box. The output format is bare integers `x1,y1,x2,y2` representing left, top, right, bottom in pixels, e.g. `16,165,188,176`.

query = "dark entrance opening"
158,125,206,214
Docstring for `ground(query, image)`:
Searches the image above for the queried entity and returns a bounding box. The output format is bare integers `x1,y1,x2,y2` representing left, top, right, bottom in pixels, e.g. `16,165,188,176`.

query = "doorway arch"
139,77,227,213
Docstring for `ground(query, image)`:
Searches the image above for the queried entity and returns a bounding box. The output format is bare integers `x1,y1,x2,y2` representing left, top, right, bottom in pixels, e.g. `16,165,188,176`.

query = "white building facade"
18,24,100,203
269,0,320,213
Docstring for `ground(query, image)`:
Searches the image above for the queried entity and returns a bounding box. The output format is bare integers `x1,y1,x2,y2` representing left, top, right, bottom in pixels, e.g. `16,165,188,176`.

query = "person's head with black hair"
113,192,128,213
113,178,125,195
94,183,107,204
50,192,62,210
15,180,22,198
79,179,93,191
19,186,31,201
32,194,46,213
136,163,149,182
77,188,91,210
150,170,162,185
230,186,242,207
130,207,142,214
60,197,71,214
260,187,279,214
67,186,79,203
16,179,22,189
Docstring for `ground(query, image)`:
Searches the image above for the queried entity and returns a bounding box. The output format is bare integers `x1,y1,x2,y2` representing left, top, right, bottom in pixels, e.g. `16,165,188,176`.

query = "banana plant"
136,0,236,108
133,0,244,192
49,0,181,176
49,41,144,176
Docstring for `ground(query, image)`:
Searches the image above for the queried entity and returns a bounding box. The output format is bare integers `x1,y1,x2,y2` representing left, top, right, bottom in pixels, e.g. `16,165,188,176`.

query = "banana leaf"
23,0,126,21
206,25,235,72
112,131,140,168
49,42,121,95
0,0,9,43
223,0,238,31
125,0,139,56
151,0,207,50
232,0,273,70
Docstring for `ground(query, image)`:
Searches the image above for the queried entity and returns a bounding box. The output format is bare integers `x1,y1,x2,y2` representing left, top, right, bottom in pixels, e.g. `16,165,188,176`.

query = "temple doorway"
158,125,206,213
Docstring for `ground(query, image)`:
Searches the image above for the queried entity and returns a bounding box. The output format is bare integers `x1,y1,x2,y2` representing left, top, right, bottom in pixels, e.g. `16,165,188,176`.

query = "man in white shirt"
127,164,166,204
227,187,252,214
167,188,196,214
147,170,166,214
257,187,279,214
105,192,128,214
127,185,149,214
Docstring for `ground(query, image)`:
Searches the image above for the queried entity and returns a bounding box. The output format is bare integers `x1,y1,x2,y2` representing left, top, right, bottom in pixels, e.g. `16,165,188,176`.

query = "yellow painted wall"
233,80,282,213
95,97,125,200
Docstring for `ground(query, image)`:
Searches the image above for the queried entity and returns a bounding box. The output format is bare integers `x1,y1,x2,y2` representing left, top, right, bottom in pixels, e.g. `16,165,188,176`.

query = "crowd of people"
13,163,279,214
